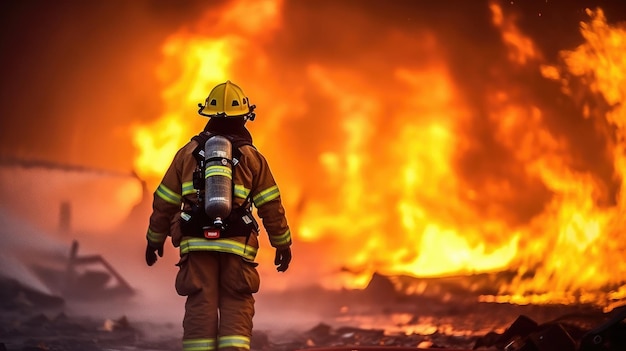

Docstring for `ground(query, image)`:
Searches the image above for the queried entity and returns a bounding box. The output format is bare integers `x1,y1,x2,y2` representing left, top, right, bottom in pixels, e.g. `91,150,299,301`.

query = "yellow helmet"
198,80,256,120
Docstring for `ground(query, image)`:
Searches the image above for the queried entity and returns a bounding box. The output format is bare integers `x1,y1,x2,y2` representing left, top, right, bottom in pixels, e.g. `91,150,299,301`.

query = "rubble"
1,251,624,351
0,238,146,351
471,307,626,350
30,240,134,301
0,309,180,351
0,277,64,310
1,282,625,351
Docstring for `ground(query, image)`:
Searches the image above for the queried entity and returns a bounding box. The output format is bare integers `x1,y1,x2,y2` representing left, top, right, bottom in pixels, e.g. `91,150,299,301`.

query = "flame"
489,8,626,308
490,2,541,64
132,0,626,309
132,0,283,183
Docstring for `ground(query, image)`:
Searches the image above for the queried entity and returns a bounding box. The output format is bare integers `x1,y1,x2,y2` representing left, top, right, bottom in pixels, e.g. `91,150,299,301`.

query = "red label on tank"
204,229,220,239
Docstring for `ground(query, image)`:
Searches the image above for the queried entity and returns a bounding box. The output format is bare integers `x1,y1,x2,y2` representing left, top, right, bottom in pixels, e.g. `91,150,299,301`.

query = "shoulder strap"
190,132,211,192
191,132,211,165
228,138,255,209
231,138,255,165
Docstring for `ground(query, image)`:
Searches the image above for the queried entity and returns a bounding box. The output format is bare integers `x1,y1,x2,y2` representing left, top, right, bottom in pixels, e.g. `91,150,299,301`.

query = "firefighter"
144,80,292,351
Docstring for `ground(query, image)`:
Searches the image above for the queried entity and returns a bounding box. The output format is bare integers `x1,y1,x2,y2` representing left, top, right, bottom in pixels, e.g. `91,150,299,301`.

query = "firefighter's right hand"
274,247,292,272
145,242,163,266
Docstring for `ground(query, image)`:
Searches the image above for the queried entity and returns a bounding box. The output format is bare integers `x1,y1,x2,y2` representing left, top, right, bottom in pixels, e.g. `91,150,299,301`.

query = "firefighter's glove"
145,242,163,267
274,247,291,272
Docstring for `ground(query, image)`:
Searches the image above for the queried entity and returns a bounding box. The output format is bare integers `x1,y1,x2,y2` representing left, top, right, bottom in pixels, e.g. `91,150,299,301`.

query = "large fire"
132,0,626,310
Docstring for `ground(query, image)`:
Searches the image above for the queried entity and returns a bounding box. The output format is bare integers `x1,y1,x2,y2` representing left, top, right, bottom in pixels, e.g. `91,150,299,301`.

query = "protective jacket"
146,132,292,261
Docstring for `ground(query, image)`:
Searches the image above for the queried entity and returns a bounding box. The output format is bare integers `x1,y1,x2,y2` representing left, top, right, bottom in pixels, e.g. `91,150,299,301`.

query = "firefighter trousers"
175,250,260,351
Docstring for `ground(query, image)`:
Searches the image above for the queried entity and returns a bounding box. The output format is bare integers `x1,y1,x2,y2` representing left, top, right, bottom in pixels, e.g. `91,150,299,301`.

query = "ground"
1,277,618,351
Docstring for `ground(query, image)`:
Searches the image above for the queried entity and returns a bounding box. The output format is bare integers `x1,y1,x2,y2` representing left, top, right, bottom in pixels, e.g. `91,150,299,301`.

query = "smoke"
0,163,143,233
0,206,68,295
0,163,186,337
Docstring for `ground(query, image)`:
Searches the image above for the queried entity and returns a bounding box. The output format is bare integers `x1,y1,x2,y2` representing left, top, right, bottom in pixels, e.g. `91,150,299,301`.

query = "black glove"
274,247,291,272
145,242,163,266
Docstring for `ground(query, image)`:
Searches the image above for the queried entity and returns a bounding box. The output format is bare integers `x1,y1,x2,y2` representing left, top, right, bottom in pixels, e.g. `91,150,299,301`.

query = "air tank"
204,135,233,227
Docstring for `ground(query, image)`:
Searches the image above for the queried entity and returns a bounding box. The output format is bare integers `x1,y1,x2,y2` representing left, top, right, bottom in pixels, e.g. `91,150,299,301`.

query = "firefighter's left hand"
145,242,163,266
274,247,291,272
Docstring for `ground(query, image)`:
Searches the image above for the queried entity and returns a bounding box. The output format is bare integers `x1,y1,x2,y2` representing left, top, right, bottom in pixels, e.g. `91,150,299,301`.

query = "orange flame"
132,0,626,309
488,8,626,309
132,0,283,182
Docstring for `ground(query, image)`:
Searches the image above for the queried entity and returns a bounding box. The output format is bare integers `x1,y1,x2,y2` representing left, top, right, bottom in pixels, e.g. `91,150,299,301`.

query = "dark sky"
0,0,625,173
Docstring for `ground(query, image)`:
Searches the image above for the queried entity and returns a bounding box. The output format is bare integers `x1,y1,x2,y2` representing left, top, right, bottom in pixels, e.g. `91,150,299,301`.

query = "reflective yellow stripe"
270,229,291,246
183,338,216,351
156,183,181,205
147,228,167,243
234,184,250,199
180,238,257,261
253,185,279,207
205,165,232,179
218,335,250,350
182,181,195,196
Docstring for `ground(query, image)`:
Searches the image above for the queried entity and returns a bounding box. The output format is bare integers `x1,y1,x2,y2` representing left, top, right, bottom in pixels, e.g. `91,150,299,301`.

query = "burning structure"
0,0,626,350
126,0,626,310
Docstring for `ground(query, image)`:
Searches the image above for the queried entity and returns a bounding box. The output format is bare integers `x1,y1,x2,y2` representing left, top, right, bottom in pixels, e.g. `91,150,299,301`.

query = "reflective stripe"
270,229,291,247
182,181,196,196
180,238,257,261
183,338,216,351
205,165,232,179
234,184,250,199
147,228,167,243
156,183,181,205
218,335,250,350
253,185,279,207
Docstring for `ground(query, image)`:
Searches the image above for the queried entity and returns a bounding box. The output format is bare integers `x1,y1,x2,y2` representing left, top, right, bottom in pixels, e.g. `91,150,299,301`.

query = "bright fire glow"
491,8,626,309
132,0,626,309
